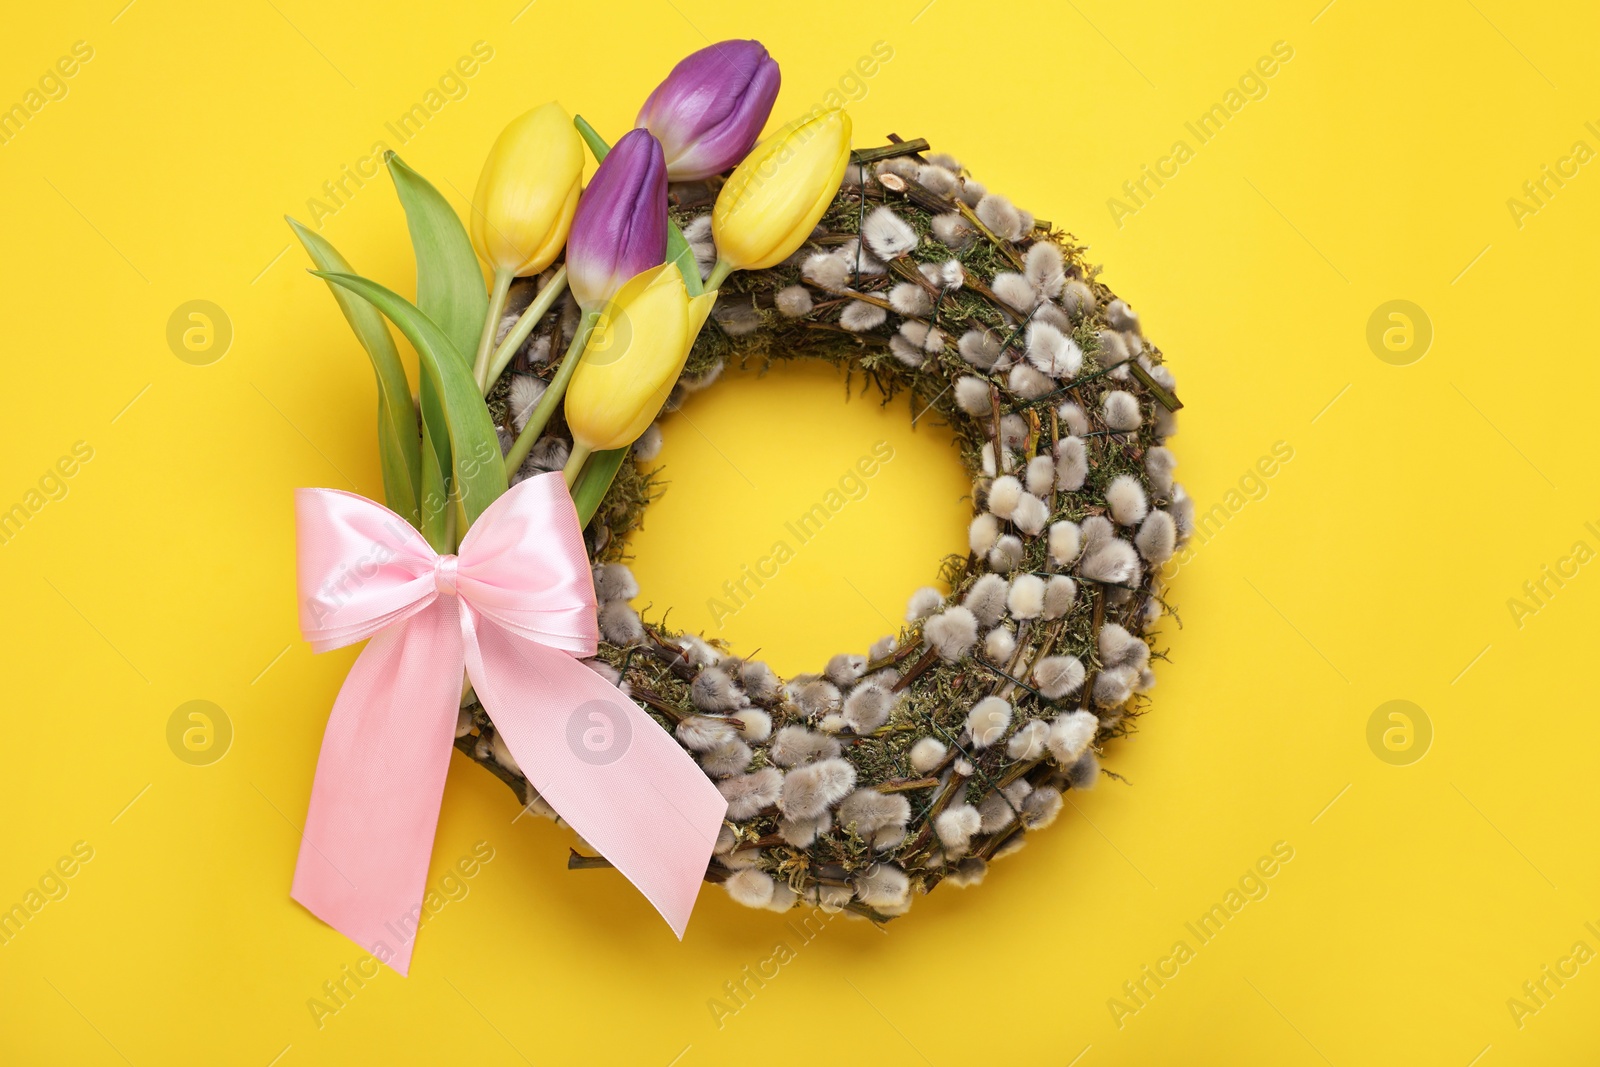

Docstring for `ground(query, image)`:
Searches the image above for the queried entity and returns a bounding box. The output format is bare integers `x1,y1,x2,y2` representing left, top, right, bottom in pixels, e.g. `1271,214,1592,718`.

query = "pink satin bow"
292,473,727,975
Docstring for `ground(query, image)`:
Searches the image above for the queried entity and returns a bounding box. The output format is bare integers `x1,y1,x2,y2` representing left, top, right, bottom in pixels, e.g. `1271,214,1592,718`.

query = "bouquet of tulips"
289,41,849,551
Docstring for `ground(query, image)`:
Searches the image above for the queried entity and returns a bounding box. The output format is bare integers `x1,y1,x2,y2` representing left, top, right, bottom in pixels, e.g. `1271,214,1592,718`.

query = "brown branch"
955,200,1026,271
802,322,890,345
1079,585,1106,711
866,636,924,675
1129,359,1183,411
875,776,939,793
888,255,942,301
629,686,686,723
892,645,940,693
851,138,931,165
965,276,1029,321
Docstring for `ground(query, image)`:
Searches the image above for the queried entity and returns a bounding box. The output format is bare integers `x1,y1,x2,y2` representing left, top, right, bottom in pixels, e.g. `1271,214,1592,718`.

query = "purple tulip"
567,128,669,310
636,40,781,182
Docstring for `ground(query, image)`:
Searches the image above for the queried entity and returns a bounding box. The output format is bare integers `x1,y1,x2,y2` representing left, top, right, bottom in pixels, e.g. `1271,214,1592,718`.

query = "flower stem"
473,268,515,393
705,258,734,292
563,442,592,488
481,266,569,396
503,310,601,475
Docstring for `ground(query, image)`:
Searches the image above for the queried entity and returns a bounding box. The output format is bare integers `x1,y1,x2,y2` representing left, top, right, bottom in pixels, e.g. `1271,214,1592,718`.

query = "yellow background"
2,0,1596,1063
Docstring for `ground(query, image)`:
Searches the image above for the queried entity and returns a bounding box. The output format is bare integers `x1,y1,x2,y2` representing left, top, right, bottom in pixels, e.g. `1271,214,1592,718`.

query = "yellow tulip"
564,265,716,453
470,102,585,277
712,108,851,273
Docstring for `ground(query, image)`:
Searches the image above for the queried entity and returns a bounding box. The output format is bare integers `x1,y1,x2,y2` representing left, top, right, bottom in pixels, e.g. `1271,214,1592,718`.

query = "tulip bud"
470,102,585,277
712,108,852,273
637,40,781,182
565,265,715,452
566,128,668,311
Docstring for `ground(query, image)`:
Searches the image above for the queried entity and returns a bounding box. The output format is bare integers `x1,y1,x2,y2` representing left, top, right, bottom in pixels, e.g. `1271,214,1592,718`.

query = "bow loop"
454,472,599,656
295,488,440,653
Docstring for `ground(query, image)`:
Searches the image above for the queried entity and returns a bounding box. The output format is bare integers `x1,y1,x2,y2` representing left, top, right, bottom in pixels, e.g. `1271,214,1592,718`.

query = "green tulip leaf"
386,155,484,544
573,114,610,164
386,153,487,368
286,217,421,528
665,221,704,297
417,389,452,550
313,272,507,527
570,447,629,529
373,408,422,531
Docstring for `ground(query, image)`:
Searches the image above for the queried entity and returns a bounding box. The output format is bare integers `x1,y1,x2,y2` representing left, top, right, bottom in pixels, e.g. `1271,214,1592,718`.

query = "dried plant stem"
988,382,1005,468
875,776,939,793
888,255,941,300
974,820,1025,861
641,626,699,682
819,287,895,313
1028,618,1067,676
866,637,923,675
891,645,940,693
994,753,1044,791
971,658,1041,699
802,322,889,345
998,614,1066,703
1080,584,1106,711
1047,407,1060,516
1128,360,1182,411
1006,360,1131,414
991,619,1032,698
955,200,1026,270
851,138,931,164
965,276,1028,320
630,686,685,723
905,769,968,860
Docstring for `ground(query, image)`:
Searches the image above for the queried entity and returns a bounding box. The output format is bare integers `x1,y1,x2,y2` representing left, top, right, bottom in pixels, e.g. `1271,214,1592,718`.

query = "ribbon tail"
291,599,463,976
464,615,728,938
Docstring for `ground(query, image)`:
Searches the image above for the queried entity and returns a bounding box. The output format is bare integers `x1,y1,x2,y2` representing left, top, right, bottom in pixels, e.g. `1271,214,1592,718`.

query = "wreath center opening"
626,360,971,676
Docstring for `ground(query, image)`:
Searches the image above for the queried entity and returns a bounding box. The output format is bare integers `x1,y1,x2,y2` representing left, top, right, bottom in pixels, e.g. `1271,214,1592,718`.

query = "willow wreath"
456,136,1189,921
